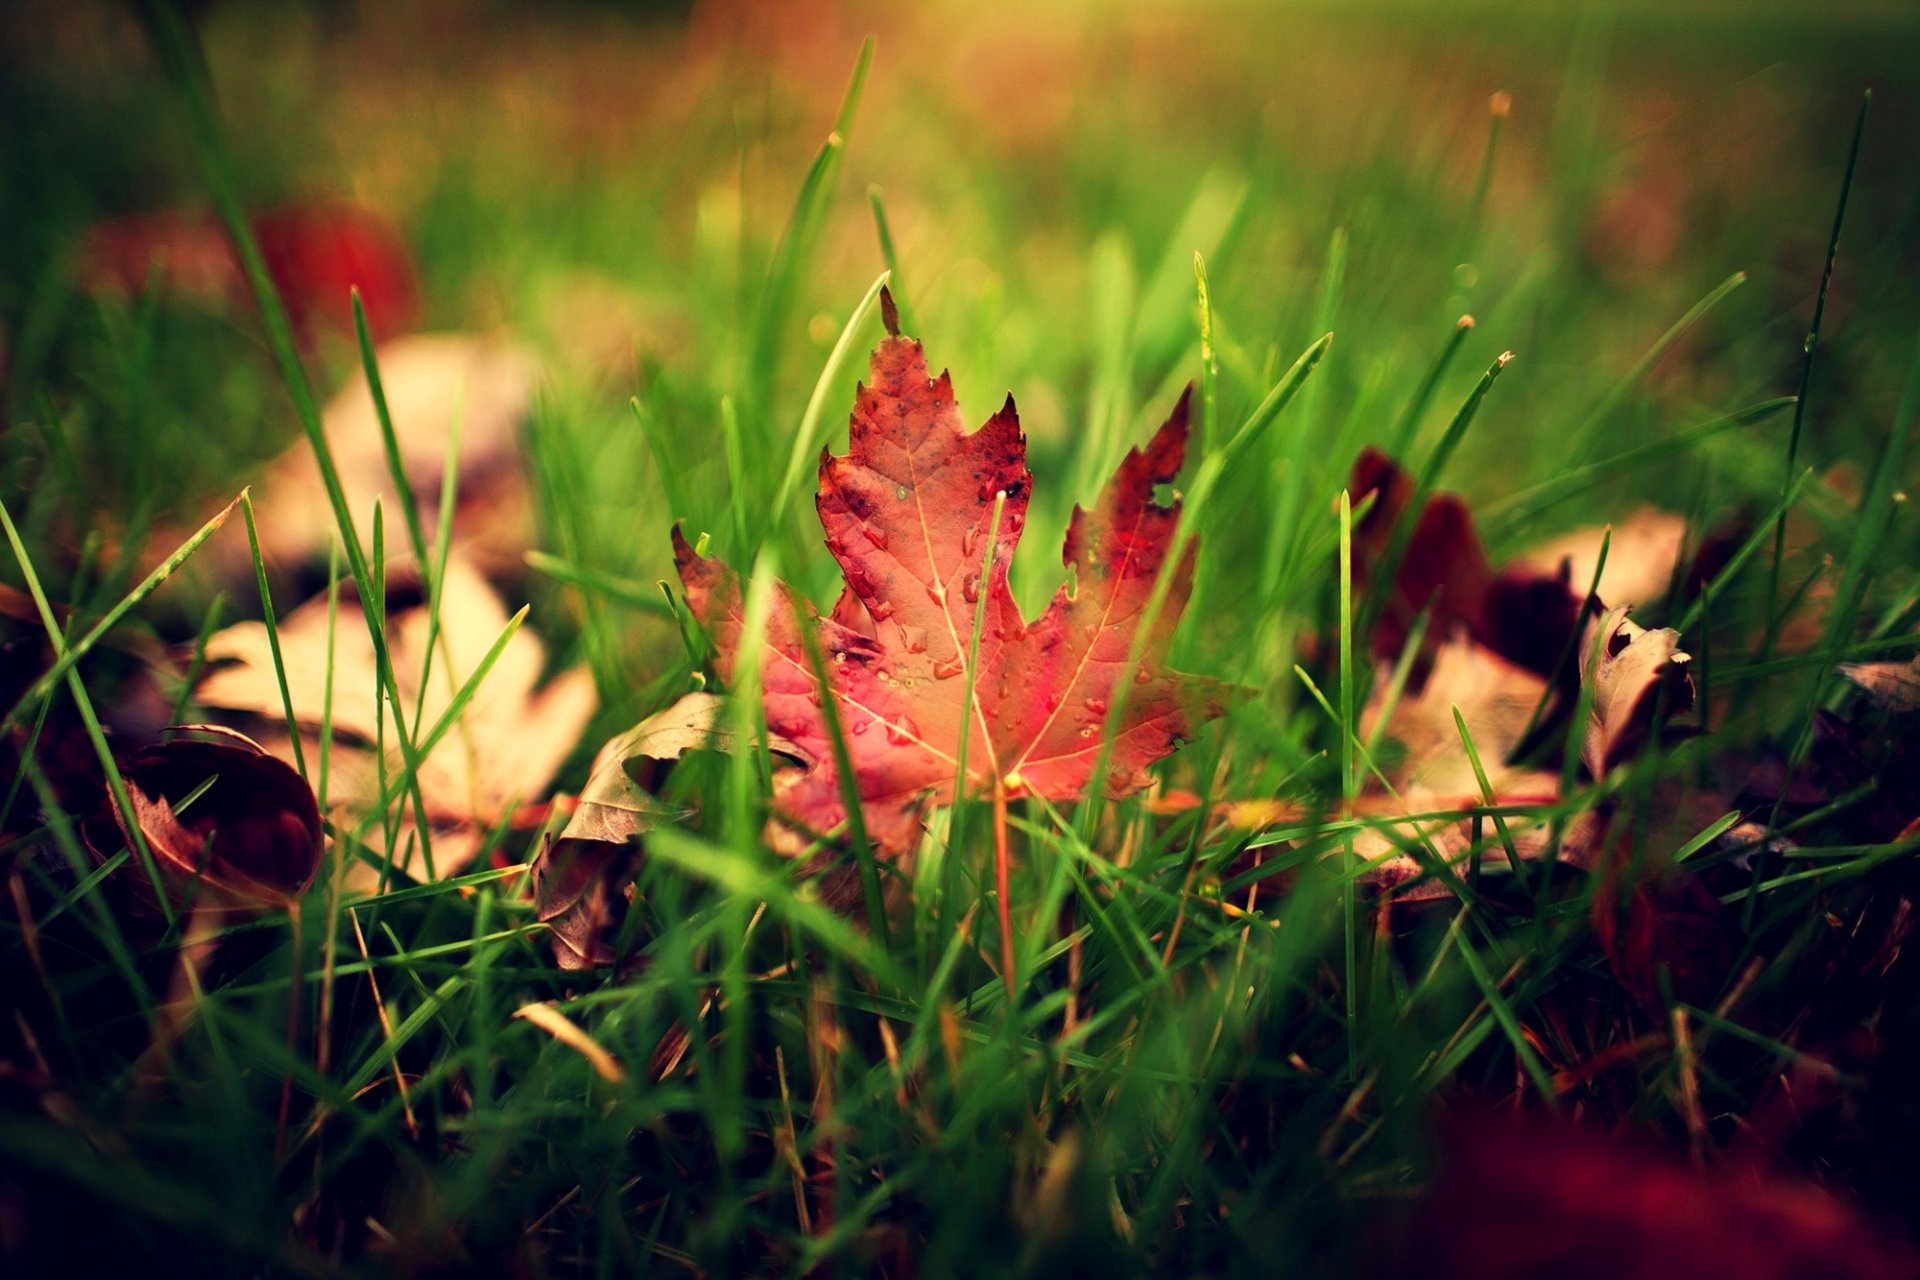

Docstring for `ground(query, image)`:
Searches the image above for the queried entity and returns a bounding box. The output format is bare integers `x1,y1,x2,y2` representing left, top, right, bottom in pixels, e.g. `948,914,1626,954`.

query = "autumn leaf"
533,691,803,970
195,551,595,887
80,199,419,343
1840,654,1920,714
81,725,322,916
675,297,1229,856
1579,603,1696,779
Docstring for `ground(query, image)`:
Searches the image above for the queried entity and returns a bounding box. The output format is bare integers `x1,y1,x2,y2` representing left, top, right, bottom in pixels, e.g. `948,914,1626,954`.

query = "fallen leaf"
1362,639,1551,798
195,552,595,887
1580,603,1695,779
675,295,1229,856
81,727,321,915
1349,449,1700,691
1516,507,1691,614
1840,655,1920,714
532,691,802,970
1592,866,1741,1012
80,200,418,343
245,333,541,578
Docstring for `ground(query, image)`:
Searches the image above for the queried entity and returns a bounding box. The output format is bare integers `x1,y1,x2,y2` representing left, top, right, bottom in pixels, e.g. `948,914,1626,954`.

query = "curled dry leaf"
534,691,801,970
676,295,1230,857
195,552,595,888
1580,604,1695,779
82,727,321,915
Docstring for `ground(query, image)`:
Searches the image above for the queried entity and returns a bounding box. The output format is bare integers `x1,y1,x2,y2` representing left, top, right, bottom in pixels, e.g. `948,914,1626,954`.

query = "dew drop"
852,719,873,736
962,525,980,558
1083,697,1107,718
925,580,946,605
1008,512,1025,534
933,656,966,680
885,718,919,746
901,625,929,654
1134,666,1153,684
962,572,981,604
869,600,895,622
862,525,889,551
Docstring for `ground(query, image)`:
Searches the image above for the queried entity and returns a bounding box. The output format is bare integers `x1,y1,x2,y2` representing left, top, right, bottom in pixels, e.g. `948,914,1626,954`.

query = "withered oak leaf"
674,306,1229,855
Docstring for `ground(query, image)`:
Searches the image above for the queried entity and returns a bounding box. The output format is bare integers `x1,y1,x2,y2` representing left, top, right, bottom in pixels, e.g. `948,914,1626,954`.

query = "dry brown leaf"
81,727,322,915
1363,639,1550,797
1581,604,1695,779
195,551,594,887
1517,507,1690,613
252,334,539,573
532,691,804,970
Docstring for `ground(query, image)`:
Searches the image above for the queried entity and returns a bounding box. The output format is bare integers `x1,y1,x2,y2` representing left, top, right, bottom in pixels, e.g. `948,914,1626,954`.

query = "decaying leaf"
243,333,541,579
82,726,321,915
533,691,802,970
1840,655,1920,714
675,296,1229,857
1580,603,1695,779
195,551,594,887
1592,866,1740,1012
1336,446,1705,901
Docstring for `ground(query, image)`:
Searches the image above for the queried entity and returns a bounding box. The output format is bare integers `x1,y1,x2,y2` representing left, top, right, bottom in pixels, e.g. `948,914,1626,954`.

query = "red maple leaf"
673,296,1228,857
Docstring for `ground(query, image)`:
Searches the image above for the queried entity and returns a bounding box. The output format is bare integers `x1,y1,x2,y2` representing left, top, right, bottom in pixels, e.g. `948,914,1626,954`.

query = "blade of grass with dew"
768,270,889,536
143,5,441,870
1763,91,1871,672
747,37,875,435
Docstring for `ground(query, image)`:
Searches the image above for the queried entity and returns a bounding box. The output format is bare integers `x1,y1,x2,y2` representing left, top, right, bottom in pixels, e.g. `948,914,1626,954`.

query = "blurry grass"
1,1,1920,1276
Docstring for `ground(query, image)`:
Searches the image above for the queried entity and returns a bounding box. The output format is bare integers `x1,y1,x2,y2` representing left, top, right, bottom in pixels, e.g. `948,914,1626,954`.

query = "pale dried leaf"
1363,639,1550,796
1839,657,1920,714
1582,604,1695,778
1519,508,1690,608
196,550,594,886
248,333,540,573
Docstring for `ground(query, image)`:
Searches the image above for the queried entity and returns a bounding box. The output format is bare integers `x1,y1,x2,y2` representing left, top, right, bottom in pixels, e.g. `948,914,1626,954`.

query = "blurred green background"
5,0,1917,691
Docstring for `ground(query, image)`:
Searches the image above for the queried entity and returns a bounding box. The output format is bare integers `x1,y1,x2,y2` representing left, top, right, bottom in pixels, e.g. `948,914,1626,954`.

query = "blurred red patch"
79,199,418,343
1398,1114,1920,1280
